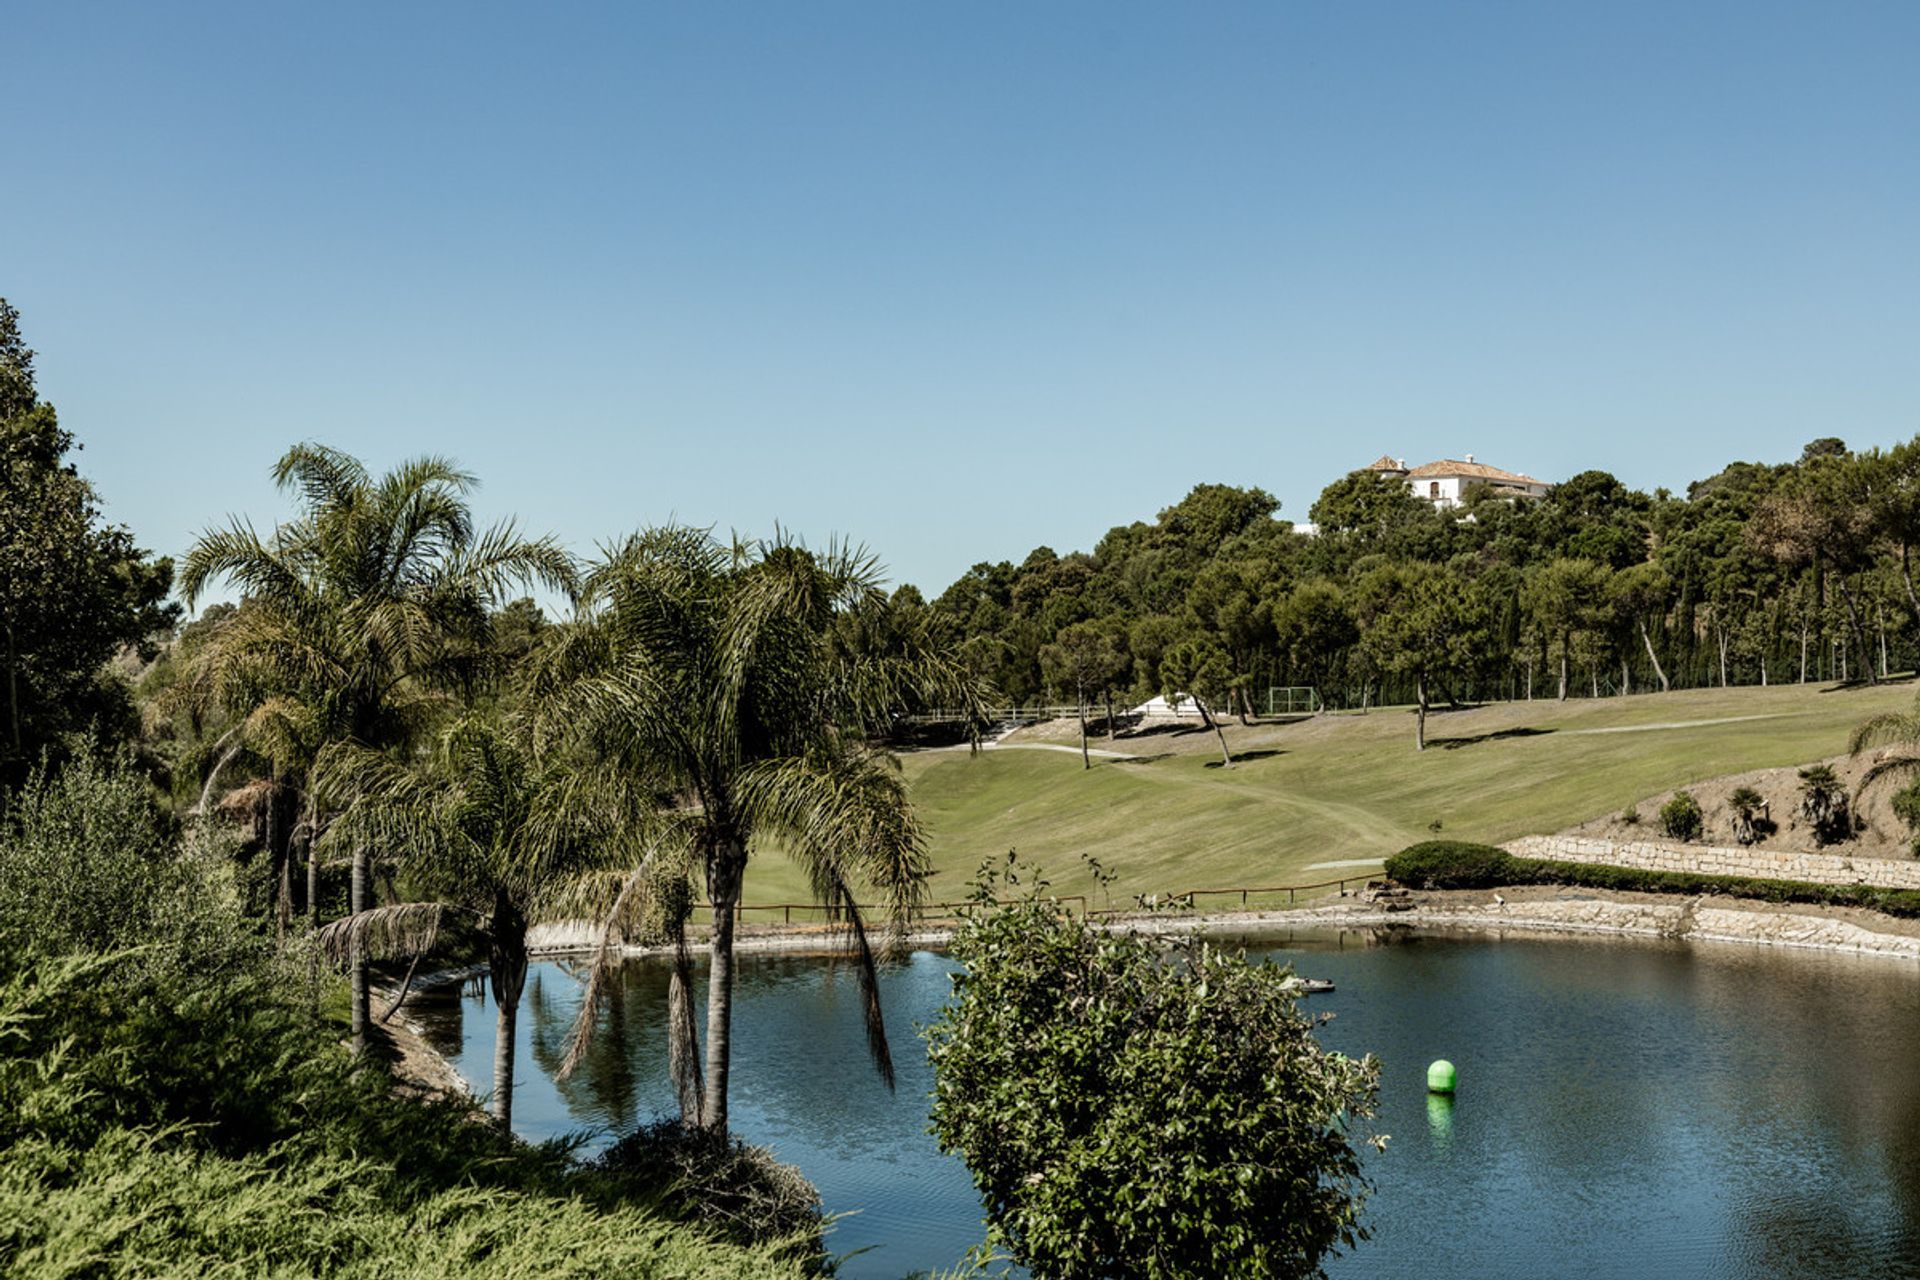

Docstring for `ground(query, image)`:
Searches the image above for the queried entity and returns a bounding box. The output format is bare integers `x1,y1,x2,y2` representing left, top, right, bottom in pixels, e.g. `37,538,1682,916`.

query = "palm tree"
314,711,643,1125
1850,694,1920,799
540,527,987,1132
181,443,574,1053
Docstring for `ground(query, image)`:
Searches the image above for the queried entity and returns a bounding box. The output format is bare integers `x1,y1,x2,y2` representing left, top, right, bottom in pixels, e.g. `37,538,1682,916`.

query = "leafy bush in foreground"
926,857,1381,1279
0,756,809,1278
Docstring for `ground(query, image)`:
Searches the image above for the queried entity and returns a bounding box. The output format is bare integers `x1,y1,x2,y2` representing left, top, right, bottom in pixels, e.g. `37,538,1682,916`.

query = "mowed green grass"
740,680,1919,907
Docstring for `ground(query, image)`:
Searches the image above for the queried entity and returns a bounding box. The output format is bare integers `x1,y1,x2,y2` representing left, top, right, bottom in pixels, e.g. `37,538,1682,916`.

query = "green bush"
926,857,1380,1279
1382,840,1920,919
1798,766,1851,845
599,1120,822,1254
1892,779,1920,853
0,756,810,1278
1659,791,1704,842
1382,841,1515,889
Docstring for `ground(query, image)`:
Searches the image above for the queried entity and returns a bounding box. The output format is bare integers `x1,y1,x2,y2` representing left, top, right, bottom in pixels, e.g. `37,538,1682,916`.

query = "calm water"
411,931,1920,1278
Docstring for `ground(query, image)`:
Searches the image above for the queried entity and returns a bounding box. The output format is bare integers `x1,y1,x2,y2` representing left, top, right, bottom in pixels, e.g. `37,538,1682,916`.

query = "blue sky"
7,2,1918,602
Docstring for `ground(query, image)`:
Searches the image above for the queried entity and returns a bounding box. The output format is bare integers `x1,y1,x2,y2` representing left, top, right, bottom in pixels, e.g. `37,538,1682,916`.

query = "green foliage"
0,299,178,787
1381,841,1516,889
0,752,261,977
599,1120,823,1253
0,754,810,1277
1727,786,1767,846
926,857,1380,1279
1621,805,1640,826
1659,790,1704,842
1796,765,1850,845
1384,839,1920,918
1891,779,1920,853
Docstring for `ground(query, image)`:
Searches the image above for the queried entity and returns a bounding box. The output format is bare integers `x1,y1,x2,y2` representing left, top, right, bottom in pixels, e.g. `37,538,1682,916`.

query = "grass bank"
748,681,1916,907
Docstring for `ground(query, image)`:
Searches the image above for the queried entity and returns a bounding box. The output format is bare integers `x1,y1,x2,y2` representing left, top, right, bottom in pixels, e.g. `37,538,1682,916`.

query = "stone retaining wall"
1503,834,1920,891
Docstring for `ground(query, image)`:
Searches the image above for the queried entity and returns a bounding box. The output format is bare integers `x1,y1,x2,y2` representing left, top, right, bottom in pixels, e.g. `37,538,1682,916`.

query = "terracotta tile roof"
1365,454,1406,472
1404,458,1544,486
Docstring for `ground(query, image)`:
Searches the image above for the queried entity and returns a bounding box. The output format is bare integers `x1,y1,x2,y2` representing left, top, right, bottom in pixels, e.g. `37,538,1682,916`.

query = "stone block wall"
1501,835,1920,891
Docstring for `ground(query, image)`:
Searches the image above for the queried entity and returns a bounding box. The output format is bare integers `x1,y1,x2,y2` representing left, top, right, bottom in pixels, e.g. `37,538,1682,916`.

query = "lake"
410,929,1920,1278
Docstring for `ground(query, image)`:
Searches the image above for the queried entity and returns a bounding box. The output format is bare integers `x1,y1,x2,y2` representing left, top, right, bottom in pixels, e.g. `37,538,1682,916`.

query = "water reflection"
414,931,1920,1279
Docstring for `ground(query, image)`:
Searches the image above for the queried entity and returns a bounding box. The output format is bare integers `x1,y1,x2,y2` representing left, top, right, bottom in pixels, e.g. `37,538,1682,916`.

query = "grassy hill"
742,680,1920,909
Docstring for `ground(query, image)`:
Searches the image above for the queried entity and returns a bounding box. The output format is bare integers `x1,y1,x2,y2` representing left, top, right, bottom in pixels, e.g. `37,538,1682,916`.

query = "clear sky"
7,2,1918,603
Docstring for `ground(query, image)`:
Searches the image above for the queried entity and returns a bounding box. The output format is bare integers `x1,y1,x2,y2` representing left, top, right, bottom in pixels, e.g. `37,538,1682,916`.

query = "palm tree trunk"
350,846,370,1057
488,901,530,1128
700,841,746,1131
305,794,321,927
1639,619,1670,693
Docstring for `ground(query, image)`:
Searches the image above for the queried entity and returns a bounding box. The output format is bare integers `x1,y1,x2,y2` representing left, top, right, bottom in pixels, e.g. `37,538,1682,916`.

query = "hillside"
741,681,1920,908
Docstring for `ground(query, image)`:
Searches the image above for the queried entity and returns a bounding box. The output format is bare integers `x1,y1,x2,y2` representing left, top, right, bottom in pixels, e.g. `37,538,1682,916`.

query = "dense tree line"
914,441,1920,748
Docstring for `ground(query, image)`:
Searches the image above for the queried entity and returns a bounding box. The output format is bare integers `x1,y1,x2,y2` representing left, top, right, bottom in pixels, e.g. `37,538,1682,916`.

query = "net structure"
1265,686,1322,716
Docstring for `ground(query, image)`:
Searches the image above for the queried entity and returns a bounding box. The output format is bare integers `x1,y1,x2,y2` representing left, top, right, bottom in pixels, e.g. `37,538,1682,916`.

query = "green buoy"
1427,1059,1457,1094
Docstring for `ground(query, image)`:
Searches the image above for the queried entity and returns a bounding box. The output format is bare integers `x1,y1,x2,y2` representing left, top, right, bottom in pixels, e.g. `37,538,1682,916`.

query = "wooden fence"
697,874,1374,928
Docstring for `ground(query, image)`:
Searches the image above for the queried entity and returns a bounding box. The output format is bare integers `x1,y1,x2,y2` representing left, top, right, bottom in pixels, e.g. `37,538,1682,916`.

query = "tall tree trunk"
1591,666,1599,699
1799,613,1810,684
1837,576,1875,684
306,795,321,927
1639,619,1670,693
488,901,529,1128
1620,656,1631,698
5,621,18,761
1878,603,1890,679
1761,655,1769,686
270,774,290,943
350,847,370,1057
700,841,746,1131
1902,543,1920,639
1076,682,1090,770
1557,638,1569,702
1104,686,1117,739
1716,626,1729,688
1524,661,1533,701
1415,671,1428,752
1197,699,1232,767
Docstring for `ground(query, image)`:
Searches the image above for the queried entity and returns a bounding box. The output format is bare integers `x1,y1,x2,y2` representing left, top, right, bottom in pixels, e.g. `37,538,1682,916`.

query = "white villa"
1365,454,1549,511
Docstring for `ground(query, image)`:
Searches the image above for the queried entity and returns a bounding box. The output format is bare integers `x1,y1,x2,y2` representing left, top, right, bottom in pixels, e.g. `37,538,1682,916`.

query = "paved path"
1562,712,1803,736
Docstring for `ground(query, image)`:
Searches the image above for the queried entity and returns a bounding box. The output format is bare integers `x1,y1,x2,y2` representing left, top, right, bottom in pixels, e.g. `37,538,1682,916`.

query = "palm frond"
315,901,447,966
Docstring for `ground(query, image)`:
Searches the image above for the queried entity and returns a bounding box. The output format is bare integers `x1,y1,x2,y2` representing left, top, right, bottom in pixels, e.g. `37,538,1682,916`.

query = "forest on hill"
911,439,1920,730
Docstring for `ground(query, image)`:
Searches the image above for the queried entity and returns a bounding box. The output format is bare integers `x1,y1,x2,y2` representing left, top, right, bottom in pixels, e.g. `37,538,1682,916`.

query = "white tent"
1127,692,1208,719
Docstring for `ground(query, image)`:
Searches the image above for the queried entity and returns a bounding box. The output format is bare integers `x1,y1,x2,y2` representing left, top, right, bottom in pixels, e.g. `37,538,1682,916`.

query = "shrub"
0,756,807,1279
1621,805,1640,826
1728,787,1767,847
1382,841,1515,889
926,857,1380,1279
599,1120,822,1253
1892,779,1920,853
1382,840,1920,920
1798,766,1851,845
1660,791,1704,842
